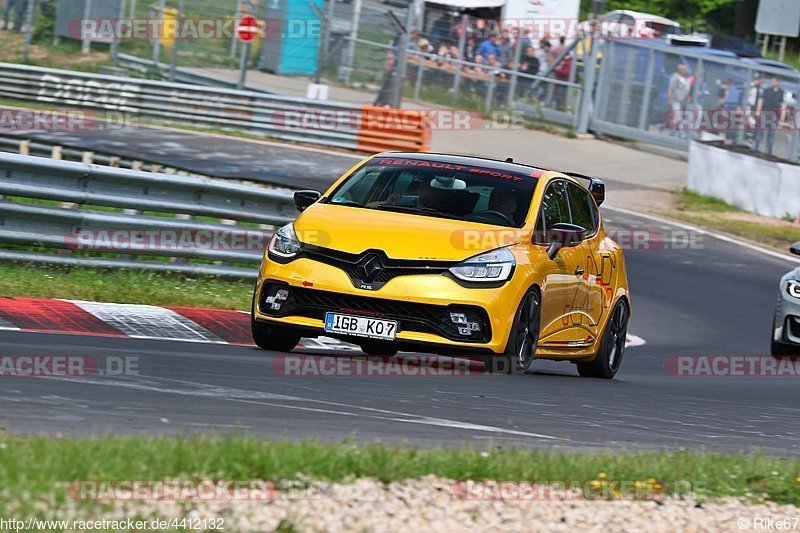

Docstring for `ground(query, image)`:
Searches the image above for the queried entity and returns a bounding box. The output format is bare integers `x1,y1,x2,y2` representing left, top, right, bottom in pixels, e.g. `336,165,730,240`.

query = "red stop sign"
237,15,260,42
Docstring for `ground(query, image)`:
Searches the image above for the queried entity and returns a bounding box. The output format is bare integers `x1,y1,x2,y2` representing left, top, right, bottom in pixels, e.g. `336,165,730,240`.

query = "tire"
483,288,541,375
250,295,300,352
771,339,799,357
577,299,628,379
360,340,399,356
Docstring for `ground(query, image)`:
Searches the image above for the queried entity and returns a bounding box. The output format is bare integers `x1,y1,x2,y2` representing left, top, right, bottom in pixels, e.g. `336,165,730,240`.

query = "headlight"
268,223,302,258
449,247,515,282
788,280,800,299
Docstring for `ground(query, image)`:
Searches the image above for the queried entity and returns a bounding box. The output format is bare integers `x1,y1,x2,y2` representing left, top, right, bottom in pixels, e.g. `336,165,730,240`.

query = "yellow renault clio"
252,153,631,378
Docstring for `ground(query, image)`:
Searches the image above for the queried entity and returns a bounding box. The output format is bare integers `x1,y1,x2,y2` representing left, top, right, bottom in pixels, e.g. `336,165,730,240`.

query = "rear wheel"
483,288,541,374
577,299,628,379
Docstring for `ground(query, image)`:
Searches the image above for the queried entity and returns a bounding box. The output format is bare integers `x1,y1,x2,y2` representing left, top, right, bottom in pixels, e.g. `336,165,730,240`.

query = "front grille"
303,246,453,290
259,281,490,343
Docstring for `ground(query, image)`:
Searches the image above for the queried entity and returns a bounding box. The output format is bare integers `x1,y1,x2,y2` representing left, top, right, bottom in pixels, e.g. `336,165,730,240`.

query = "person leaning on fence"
517,46,540,99
474,35,503,68
667,63,692,135
754,76,786,156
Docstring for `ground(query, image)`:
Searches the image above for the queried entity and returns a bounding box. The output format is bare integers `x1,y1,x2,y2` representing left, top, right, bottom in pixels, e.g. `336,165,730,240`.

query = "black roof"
376,152,549,176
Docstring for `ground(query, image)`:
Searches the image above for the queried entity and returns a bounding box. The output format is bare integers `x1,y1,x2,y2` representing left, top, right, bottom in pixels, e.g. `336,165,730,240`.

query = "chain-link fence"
18,0,800,163
592,38,800,161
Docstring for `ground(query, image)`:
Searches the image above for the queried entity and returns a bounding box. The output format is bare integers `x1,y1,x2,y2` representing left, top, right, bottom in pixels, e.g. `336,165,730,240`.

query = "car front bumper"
253,256,527,354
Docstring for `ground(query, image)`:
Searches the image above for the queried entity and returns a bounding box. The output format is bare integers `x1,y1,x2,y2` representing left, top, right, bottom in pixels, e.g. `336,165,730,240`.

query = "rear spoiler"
564,171,606,206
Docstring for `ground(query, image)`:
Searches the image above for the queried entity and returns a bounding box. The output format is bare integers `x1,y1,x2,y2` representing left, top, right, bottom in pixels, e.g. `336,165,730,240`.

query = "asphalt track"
1,208,799,454
5,126,357,189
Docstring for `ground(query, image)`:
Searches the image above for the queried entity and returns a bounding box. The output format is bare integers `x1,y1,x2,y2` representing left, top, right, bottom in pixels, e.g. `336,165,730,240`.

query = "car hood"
782,267,800,283
294,203,525,261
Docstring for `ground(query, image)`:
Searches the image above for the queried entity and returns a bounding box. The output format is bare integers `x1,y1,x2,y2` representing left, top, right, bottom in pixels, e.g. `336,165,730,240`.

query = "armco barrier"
0,62,429,153
0,152,297,277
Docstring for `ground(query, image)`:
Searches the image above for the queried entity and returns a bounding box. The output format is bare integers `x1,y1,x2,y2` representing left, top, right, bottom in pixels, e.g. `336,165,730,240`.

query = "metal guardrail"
114,54,277,94
0,62,429,153
0,153,297,278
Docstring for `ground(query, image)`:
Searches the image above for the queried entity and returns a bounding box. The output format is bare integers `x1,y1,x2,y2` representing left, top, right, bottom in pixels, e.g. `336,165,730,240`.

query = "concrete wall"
688,141,800,219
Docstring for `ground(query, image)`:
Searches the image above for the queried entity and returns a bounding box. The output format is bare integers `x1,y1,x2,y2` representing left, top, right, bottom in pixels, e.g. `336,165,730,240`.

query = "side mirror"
791,241,800,256
546,223,585,260
589,179,605,206
294,190,321,212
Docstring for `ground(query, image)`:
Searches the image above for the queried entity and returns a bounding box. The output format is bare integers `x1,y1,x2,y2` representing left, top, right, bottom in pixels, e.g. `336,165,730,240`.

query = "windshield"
325,157,539,228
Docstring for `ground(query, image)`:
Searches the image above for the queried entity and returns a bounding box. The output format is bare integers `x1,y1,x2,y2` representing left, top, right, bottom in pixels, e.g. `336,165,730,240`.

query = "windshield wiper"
374,204,463,220
329,200,365,207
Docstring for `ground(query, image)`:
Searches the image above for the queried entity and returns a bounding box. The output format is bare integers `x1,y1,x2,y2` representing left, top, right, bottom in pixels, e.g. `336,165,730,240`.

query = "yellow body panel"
253,155,630,361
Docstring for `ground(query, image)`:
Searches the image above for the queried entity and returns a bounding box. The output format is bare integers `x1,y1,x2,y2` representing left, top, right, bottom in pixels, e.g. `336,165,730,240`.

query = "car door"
565,181,605,343
535,180,584,344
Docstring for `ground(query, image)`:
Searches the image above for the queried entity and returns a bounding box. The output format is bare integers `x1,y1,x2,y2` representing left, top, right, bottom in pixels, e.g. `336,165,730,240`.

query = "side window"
542,180,571,230
535,180,571,244
567,182,597,235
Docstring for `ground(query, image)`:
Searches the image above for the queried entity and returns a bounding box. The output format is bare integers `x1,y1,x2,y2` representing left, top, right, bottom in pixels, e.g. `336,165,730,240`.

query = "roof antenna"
505,157,513,162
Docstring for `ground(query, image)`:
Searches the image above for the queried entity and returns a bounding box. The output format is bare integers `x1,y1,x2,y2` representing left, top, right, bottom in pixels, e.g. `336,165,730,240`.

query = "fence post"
506,35,523,109
81,0,93,54
484,72,496,115
576,38,599,134
452,14,467,97
390,2,416,109
342,0,363,84
22,0,36,62
637,48,656,131
413,58,424,100
152,0,166,65
169,0,184,82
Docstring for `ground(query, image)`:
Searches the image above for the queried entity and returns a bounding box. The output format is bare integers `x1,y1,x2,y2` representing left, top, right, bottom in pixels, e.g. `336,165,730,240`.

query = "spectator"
536,39,551,74
435,42,459,66
667,63,692,133
474,35,503,67
417,37,433,55
517,46,540,99
3,0,20,31
755,76,786,155
430,15,453,46
549,35,567,66
745,73,765,142
552,47,573,110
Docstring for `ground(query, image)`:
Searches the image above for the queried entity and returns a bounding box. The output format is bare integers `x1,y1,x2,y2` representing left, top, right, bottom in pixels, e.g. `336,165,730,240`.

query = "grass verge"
664,188,800,251
0,436,798,505
0,263,252,310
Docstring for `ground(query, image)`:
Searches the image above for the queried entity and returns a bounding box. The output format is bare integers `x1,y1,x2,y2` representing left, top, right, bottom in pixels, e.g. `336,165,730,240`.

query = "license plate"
324,312,398,340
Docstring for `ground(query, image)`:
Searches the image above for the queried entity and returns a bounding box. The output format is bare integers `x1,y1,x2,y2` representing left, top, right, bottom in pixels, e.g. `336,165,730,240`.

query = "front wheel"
251,317,301,352
483,288,541,374
577,299,628,379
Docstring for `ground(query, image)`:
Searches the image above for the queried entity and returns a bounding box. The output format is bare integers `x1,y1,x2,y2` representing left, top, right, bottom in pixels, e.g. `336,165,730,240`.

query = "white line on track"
42,375,563,441
604,205,800,265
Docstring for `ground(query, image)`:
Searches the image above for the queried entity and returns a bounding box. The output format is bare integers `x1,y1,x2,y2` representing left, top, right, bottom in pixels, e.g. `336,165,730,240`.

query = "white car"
580,10,681,40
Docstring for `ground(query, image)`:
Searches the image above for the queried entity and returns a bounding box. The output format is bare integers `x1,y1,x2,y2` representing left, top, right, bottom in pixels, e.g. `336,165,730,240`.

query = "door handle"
575,266,585,276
